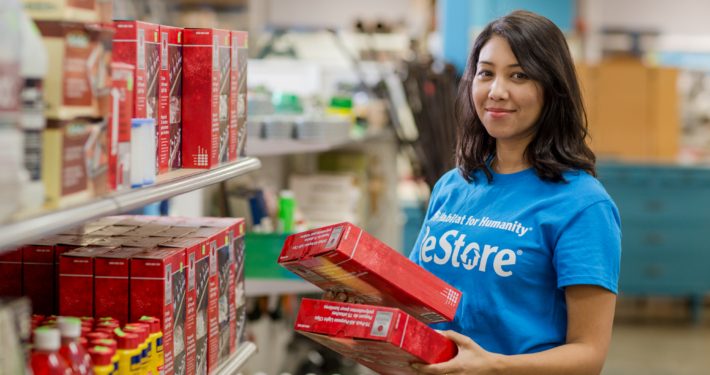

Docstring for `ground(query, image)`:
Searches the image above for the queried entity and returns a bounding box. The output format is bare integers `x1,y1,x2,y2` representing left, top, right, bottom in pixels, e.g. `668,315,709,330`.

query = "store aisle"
604,323,710,375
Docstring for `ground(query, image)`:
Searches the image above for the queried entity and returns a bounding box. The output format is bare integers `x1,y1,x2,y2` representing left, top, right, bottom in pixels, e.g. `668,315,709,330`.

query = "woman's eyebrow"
478,60,522,68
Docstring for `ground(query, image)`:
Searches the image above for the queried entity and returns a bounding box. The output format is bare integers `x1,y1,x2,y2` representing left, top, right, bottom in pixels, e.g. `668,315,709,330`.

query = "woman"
409,10,621,375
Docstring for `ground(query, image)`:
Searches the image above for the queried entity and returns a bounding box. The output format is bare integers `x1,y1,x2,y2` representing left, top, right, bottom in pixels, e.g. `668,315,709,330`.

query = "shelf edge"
214,341,258,375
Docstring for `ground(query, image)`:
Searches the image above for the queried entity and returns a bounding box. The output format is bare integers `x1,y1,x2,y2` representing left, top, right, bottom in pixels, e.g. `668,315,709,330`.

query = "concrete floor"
604,323,710,375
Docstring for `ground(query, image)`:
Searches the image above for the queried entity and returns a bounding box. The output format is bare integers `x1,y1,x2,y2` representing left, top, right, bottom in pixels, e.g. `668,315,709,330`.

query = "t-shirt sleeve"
553,200,621,294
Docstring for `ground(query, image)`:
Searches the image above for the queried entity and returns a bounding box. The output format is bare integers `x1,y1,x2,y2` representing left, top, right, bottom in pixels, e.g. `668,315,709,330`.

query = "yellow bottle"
139,316,164,373
89,346,116,375
123,326,149,374
113,328,142,375
90,339,119,375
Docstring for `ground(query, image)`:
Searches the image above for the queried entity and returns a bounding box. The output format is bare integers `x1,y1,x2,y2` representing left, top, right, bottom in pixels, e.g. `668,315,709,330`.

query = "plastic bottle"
31,327,72,375
113,328,141,375
123,325,149,374
57,317,94,375
139,316,164,372
90,339,119,375
18,7,47,212
278,190,296,233
88,346,115,375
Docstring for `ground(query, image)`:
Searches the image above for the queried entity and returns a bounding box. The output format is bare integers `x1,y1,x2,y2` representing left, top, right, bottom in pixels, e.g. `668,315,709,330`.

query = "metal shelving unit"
246,130,394,157
215,342,258,375
0,157,261,252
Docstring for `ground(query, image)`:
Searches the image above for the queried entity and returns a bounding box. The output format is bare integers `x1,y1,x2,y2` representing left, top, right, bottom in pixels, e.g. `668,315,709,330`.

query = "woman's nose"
488,78,509,101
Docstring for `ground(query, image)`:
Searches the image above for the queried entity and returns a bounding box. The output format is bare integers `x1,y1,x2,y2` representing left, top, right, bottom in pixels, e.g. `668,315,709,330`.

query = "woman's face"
472,35,543,147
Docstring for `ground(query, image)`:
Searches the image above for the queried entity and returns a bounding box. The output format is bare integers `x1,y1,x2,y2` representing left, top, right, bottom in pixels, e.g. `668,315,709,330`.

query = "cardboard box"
159,26,184,171
160,237,205,375
113,21,162,173
230,222,247,350
42,119,107,208
0,249,23,297
35,21,102,120
94,247,145,325
108,62,134,191
131,248,187,375
23,0,98,23
230,31,248,158
21,240,56,315
295,298,457,374
279,222,461,324
58,247,113,317
182,28,231,169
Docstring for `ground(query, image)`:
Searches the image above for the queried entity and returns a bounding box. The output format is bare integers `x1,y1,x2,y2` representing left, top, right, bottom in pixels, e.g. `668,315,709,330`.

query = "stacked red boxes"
94,247,146,325
230,31,248,157
58,247,113,317
159,26,184,171
159,237,205,375
295,298,458,375
108,62,134,190
130,247,187,375
182,28,231,169
278,222,462,324
21,238,57,315
0,248,23,297
112,21,164,172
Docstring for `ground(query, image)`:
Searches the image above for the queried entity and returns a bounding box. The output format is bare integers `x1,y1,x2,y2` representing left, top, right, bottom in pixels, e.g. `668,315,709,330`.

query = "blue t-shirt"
408,167,621,355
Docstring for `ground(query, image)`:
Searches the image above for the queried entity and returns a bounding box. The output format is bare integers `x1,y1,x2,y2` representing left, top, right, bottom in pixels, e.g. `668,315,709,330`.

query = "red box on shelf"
113,20,163,174
182,28,231,169
230,31,248,158
58,247,113,317
94,247,145,325
159,25,184,171
295,298,457,375
159,237,205,375
278,222,462,324
0,248,23,297
21,239,57,315
108,62,134,191
131,248,187,375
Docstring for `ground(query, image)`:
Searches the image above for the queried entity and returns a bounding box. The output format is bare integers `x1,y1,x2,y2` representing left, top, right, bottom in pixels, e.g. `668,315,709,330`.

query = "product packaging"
35,21,102,120
230,31,248,157
58,246,113,317
108,62,134,191
159,25,183,171
0,248,23,297
94,247,146,325
130,247,187,375
23,0,98,23
113,20,162,172
278,222,462,324
21,239,57,315
182,28,231,169
295,298,458,375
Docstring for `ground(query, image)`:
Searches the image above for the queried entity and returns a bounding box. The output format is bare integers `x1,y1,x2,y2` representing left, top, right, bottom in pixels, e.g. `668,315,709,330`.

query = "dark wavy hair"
456,10,595,183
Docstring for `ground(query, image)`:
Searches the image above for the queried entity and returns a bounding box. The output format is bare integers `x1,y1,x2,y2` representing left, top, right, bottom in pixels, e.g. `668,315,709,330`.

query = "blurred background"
4,0,710,374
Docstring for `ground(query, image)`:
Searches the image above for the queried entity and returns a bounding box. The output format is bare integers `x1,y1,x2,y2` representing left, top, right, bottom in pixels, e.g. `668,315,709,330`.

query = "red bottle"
58,317,94,374
31,327,72,375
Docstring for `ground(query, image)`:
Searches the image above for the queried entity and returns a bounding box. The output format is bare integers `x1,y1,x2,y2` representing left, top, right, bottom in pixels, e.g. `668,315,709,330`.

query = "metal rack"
0,157,261,252
215,342,258,375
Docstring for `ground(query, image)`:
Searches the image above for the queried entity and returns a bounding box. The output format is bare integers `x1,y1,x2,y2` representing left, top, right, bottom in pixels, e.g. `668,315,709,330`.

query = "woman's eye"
512,72,529,80
477,70,493,78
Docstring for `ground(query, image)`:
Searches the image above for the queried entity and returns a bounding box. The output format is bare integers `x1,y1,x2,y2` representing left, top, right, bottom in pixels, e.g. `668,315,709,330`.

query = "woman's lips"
486,108,515,119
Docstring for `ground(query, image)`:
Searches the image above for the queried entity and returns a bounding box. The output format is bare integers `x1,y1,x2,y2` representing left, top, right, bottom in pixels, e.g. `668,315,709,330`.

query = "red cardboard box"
230,223,247,350
21,239,57,315
108,62,134,191
131,247,187,375
160,237,205,375
58,247,113,317
159,26,184,171
0,248,23,297
295,298,457,375
279,222,461,324
94,247,145,325
182,28,231,169
230,31,248,158
113,21,163,173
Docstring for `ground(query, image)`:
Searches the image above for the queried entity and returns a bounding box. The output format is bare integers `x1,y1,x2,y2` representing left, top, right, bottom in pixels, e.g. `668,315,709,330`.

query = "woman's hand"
411,330,501,375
